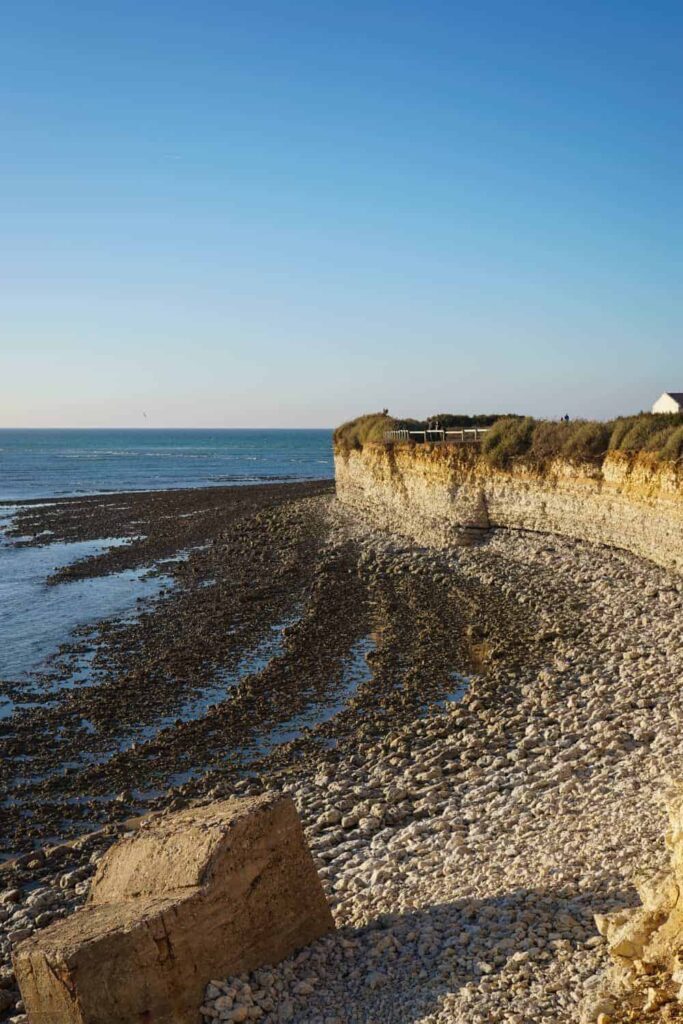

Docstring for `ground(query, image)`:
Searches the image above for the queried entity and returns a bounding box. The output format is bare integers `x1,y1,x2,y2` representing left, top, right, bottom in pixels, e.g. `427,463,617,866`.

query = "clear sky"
1,1,681,427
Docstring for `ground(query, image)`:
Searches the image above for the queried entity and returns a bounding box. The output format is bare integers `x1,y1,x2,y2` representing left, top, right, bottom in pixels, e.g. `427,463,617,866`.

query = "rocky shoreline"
1,488,682,1021
195,523,683,1024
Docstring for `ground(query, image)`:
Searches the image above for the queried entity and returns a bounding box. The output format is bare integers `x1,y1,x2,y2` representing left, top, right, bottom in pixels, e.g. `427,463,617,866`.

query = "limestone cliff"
334,443,683,573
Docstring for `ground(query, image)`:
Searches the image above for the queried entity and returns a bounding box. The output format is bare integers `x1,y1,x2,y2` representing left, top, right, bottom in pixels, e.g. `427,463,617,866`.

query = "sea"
0,429,334,683
0,428,333,501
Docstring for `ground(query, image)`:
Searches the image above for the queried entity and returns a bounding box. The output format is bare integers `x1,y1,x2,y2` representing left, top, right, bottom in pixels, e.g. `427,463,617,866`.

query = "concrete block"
13,794,334,1023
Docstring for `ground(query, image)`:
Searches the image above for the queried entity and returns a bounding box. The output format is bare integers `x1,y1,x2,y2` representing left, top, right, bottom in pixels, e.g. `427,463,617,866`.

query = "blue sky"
1,1,681,426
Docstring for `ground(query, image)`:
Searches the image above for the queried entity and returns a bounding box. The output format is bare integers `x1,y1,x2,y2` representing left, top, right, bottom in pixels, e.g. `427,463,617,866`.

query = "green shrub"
605,414,682,455
618,417,670,451
424,412,505,430
562,421,611,461
529,419,612,464
530,421,573,462
481,416,535,468
642,426,677,452
607,413,682,453
333,412,394,450
608,418,635,450
661,425,683,462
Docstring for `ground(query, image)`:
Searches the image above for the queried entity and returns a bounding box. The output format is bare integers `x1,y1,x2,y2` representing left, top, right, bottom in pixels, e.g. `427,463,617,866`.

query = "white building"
652,392,683,414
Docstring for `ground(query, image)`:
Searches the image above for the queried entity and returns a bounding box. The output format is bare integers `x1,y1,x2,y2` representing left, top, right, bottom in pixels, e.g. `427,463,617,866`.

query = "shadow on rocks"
204,885,638,1024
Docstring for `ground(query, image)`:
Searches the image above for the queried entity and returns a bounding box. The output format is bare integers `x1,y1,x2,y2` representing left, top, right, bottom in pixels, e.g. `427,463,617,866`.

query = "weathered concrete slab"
13,793,334,1024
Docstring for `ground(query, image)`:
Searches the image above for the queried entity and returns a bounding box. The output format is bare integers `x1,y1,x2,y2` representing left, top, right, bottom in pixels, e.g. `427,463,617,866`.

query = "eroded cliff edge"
334,443,683,573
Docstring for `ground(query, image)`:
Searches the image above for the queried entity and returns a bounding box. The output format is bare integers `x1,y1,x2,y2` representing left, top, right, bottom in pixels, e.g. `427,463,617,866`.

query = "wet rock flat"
0,483,521,1020
1,481,337,851
1,491,682,1022
1,480,518,859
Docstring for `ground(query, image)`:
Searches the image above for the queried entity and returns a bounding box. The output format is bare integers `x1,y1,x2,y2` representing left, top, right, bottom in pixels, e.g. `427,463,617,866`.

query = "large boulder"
13,793,334,1024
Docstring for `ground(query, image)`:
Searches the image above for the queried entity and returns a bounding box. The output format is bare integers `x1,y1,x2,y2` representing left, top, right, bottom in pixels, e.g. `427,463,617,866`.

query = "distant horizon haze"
0,390,671,432
0,425,336,431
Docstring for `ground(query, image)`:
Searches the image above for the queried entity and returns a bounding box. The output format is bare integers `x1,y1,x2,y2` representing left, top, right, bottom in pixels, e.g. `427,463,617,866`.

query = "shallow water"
0,532,166,689
252,633,376,754
162,633,377,790
1,621,380,847
116,617,298,755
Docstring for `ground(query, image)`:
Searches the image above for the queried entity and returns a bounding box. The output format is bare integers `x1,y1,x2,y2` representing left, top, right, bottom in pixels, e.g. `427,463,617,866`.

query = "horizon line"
0,425,335,431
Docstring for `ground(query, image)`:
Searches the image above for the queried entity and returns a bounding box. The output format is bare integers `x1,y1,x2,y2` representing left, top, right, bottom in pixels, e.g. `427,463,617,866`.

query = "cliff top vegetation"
334,411,683,466
333,412,505,451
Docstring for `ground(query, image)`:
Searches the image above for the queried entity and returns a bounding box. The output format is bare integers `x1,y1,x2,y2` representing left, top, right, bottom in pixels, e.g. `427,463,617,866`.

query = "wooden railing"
384,427,490,444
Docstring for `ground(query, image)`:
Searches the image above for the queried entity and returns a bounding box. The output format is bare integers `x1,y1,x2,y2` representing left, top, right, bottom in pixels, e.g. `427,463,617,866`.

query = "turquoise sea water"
0,428,333,501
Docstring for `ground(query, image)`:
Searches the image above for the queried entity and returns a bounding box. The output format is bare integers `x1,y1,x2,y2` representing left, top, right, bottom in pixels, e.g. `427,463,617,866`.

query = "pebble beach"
1,493,682,1022
201,515,683,1023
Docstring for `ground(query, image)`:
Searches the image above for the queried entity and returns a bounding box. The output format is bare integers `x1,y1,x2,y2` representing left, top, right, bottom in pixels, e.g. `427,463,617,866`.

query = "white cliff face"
334,444,683,573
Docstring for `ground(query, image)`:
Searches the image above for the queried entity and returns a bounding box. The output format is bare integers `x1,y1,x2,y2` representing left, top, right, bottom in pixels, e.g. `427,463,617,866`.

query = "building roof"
663,392,683,404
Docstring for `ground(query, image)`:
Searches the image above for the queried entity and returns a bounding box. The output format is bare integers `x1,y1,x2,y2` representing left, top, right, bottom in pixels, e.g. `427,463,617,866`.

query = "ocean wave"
59,451,222,460
208,473,304,482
